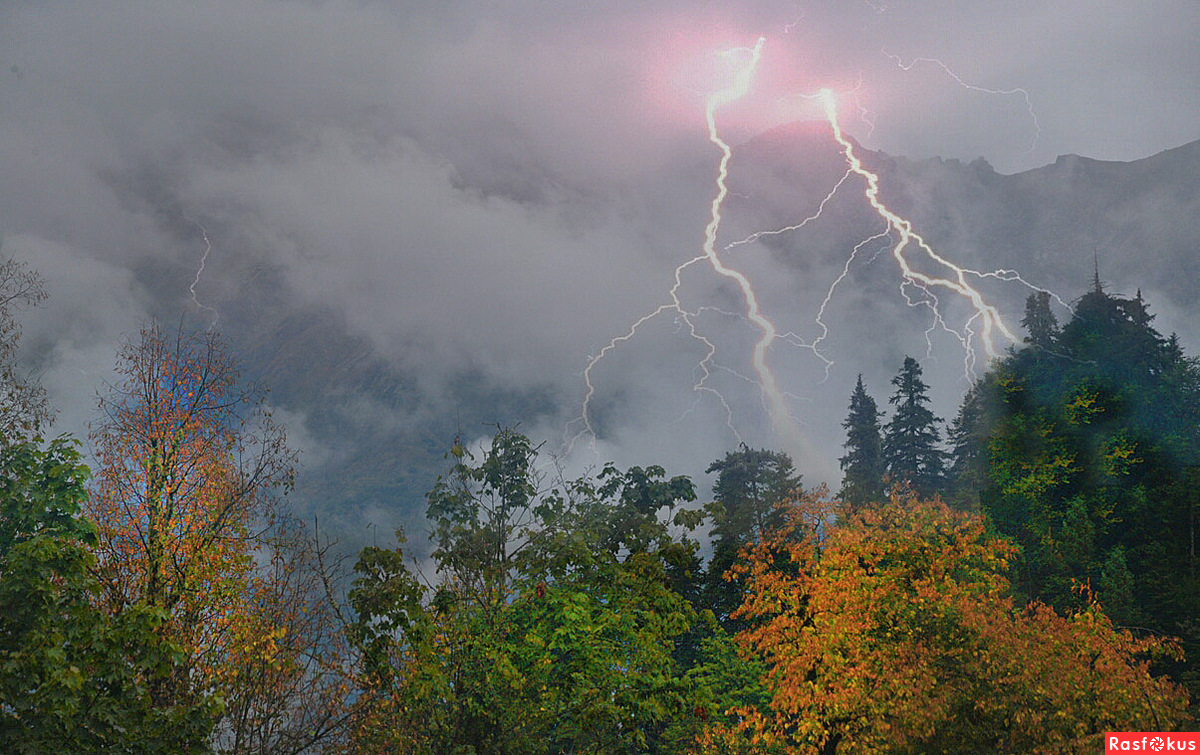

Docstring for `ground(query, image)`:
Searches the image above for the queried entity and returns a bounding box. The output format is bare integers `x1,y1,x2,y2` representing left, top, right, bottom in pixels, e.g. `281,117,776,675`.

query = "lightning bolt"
700,38,806,454
566,36,1061,459
816,86,1018,375
730,81,1056,381
183,213,220,331
568,37,812,457
884,52,1041,156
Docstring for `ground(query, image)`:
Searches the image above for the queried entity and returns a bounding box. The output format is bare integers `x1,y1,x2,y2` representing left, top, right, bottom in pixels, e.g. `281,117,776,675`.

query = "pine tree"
881,356,945,497
945,381,994,512
703,445,799,630
964,284,1200,702
838,375,884,512
1021,291,1059,349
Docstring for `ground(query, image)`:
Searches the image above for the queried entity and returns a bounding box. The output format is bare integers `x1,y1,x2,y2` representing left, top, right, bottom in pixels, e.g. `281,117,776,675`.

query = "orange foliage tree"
86,323,349,752
718,488,1189,755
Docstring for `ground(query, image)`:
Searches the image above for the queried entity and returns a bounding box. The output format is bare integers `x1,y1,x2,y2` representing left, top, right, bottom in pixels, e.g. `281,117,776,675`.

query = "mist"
2,0,1197,555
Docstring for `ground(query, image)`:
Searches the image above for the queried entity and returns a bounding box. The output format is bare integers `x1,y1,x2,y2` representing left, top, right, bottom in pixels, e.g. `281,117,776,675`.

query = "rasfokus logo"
1107,733,1200,752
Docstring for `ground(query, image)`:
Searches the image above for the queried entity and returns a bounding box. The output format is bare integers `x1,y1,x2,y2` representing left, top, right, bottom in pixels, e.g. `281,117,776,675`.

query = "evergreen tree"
944,382,993,512
881,356,946,497
960,284,1200,702
838,374,884,512
703,445,800,630
1021,290,1060,349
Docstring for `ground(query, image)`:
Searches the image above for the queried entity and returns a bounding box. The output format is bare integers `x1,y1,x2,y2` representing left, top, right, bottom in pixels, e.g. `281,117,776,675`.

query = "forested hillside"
2,255,1196,753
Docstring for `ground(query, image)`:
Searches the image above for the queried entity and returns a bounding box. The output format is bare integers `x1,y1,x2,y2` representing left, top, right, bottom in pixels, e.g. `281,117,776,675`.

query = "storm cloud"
2,0,1197,549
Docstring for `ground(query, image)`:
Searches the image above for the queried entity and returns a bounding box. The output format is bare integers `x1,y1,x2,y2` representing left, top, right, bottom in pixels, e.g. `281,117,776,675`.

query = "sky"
1,0,1198,537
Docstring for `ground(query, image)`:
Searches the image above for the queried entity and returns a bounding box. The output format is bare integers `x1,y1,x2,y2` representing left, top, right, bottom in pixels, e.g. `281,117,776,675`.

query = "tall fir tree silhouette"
882,356,945,497
1021,290,1060,349
839,374,884,512
703,445,799,630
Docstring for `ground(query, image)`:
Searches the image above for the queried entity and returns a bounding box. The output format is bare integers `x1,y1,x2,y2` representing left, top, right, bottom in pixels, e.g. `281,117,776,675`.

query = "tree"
0,256,50,439
944,380,996,513
1021,290,1060,349
958,285,1200,701
85,323,348,753
702,445,799,631
0,432,217,752
837,375,884,513
881,356,945,496
0,435,95,553
423,427,541,612
209,517,354,755
721,489,1189,754
347,430,720,754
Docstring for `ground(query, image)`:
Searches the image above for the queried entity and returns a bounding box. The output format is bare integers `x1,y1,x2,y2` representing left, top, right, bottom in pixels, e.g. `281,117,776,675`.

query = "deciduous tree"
724,489,1189,754
86,322,348,753
0,432,217,752
348,429,719,754
0,256,49,438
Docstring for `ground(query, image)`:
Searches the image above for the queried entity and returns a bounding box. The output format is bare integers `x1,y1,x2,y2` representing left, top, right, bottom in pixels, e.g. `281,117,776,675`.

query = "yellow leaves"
724,488,1189,754
1064,385,1103,427
1100,433,1137,478
77,323,333,746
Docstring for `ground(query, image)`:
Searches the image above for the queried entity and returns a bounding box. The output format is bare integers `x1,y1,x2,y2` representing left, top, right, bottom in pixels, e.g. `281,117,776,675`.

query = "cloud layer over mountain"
2,1,1196,550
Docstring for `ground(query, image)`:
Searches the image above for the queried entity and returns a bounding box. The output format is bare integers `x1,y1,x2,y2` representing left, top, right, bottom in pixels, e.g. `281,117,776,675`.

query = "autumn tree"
86,322,348,753
838,375,884,513
209,517,354,755
0,259,211,749
0,433,217,752
723,489,1190,754
881,356,946,497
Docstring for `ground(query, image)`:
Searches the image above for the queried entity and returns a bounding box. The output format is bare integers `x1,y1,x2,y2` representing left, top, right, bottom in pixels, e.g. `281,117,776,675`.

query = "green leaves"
955,286,1200,705
0,518,217,753
347,430,721,754
0,435,93,555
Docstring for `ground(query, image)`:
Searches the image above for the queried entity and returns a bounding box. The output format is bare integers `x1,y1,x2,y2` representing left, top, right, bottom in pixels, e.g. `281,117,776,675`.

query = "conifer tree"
703,445,799,630
945,382,994,512
959,284,1200,701
881,356,945,497
1021,290,1060,349
838,375,884,512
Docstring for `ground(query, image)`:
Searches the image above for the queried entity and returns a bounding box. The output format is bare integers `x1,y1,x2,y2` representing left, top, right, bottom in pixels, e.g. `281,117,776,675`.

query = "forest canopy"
0,256,1196,754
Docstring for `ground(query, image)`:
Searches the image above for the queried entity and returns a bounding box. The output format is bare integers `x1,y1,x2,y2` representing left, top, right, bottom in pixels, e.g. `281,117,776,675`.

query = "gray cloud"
1,0,1196,550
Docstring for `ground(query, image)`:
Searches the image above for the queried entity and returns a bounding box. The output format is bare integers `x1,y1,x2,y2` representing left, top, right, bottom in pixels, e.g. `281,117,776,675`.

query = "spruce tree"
962,284,1200,701
945,381,994,512
703,445,800,630
838,374,884,512
1021,290,1060,349
881,356,946,497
